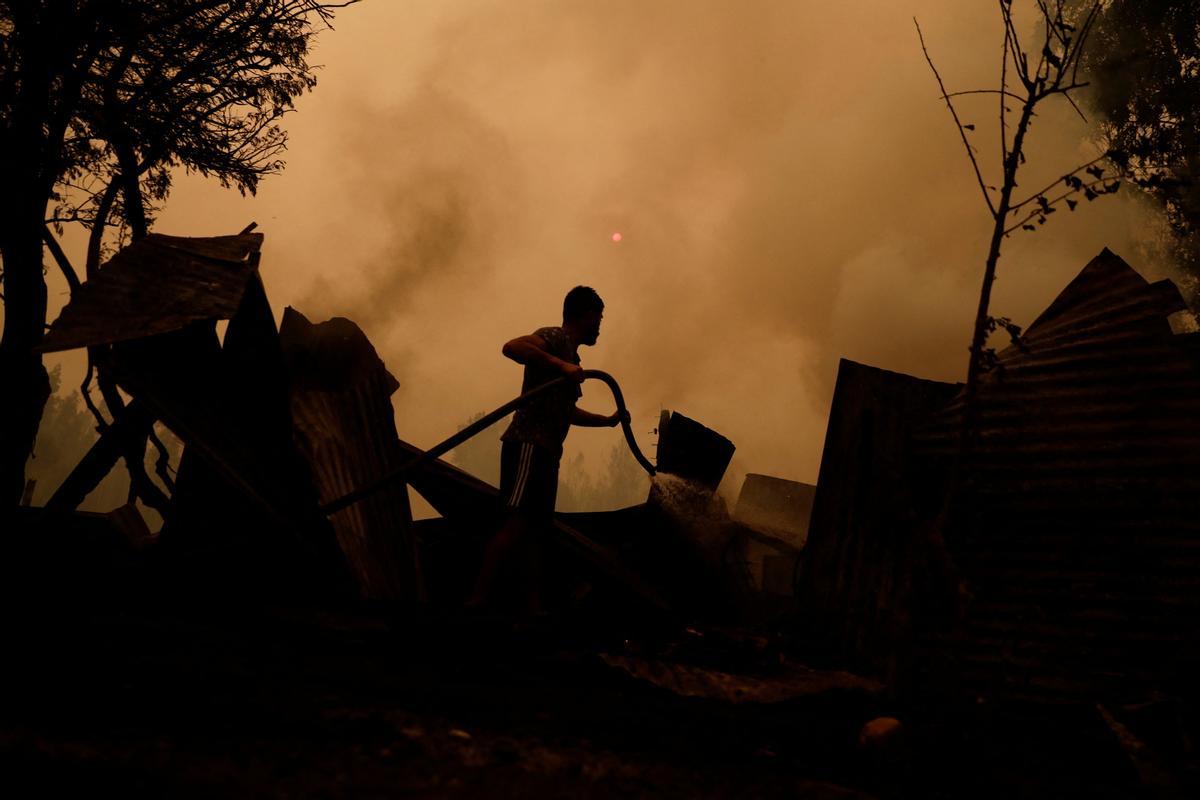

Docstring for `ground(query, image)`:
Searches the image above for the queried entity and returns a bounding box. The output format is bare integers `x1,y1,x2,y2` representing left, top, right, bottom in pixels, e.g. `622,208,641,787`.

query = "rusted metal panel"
728,475,814,597
89,259,351,596
733,474,816,548
797,359,961,679
281,308,420,604
109,323,278,517
910,248,1200,704
40,232,263,352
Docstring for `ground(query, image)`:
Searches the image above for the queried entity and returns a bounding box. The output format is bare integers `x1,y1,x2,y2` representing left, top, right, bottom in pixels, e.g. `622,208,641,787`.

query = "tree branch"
1000,21,1010,163
1009,153,1110,211
943,88,1027,104
87,178,120,278
1062,90,1088,123
916,17,997,218
1004,175,1121,235
41,226,81,293
147,426,176,493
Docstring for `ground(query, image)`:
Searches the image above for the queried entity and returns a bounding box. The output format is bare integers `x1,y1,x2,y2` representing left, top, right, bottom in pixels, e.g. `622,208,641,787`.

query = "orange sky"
38,1,1175,502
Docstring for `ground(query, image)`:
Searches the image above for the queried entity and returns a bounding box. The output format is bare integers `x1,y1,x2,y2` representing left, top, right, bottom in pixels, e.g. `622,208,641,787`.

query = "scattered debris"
600,652,882,704
27,231,1200,794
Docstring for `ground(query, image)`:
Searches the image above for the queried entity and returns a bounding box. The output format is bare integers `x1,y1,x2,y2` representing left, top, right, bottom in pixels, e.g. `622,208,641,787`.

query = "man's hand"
608,409,631,428
571,406,628,428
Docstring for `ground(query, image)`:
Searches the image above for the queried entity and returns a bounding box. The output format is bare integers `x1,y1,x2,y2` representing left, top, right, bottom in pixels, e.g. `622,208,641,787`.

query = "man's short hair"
563,285,604,321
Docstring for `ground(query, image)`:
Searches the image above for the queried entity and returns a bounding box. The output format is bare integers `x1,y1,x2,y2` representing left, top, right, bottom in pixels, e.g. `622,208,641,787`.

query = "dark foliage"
1075,1,1200,279
0,1,357,507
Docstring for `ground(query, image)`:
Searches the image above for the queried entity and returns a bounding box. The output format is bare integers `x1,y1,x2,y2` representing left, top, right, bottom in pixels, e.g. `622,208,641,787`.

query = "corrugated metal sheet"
40,232,263,352
727,475,814,597
797,359,961,680
909,248,1200,704
733,474,816,548
114,280,342,575
281,308,420,604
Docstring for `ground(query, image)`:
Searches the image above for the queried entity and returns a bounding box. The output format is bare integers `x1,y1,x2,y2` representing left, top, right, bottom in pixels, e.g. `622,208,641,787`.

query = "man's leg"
520,521,545,615
467,440,535,609
465,510,530,609
521,459,558,615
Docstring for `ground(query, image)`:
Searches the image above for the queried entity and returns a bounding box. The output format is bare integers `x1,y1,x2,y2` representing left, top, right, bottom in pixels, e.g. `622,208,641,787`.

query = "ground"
0,515,1164,798
0,598,885,799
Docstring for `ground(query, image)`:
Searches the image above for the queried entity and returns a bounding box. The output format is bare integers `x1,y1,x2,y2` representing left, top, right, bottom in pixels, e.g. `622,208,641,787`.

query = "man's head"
563,285,604,346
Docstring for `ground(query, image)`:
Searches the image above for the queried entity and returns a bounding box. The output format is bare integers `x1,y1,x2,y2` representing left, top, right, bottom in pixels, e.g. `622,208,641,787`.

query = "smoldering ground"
37,0,1177,503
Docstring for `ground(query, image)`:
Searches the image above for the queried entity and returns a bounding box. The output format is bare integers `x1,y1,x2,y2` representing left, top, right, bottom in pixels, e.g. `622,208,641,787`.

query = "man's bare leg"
465,511,530,609
521,529,544,615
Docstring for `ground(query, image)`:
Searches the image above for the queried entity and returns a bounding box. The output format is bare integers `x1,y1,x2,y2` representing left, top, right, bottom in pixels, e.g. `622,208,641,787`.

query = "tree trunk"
0,203,52,509
961,99,1035,459
113,136,148,241
0,5,95,511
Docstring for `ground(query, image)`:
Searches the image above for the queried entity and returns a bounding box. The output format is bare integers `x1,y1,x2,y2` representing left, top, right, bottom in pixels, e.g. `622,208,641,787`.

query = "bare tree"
916,0,1119,460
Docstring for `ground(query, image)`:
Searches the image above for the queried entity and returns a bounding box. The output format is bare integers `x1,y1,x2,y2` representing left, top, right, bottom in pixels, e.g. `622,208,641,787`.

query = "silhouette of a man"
466,285,628,611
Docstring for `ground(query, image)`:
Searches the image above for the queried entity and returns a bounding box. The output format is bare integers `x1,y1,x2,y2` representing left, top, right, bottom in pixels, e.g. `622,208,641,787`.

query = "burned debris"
281,308,421,603
15,232,1200,795
25,231,790,621
731,474,814,598
797,248,1200,792
798,249,1200,711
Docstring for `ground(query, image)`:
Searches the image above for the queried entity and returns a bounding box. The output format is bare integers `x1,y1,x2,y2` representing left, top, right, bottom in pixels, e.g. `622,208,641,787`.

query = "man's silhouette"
466,286,628,612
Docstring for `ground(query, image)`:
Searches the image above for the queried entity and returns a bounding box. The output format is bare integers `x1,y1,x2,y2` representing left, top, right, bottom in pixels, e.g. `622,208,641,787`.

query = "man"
466,285,629,611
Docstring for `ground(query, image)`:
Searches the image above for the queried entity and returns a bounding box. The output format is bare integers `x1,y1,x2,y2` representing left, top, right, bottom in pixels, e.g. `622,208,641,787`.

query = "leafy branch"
912,1,1117,565
1007,171,1122,233
916,0,1110,445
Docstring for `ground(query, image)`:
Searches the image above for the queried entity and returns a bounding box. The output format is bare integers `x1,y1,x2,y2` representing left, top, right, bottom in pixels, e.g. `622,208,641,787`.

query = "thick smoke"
47,1,1171,501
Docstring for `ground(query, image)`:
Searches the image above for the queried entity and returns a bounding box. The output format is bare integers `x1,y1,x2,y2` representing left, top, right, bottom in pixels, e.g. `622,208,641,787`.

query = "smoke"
44,0,1171,503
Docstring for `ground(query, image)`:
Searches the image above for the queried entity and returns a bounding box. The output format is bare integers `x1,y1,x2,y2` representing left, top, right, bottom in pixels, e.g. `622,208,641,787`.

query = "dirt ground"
0,516,1162,799
0,600,884,799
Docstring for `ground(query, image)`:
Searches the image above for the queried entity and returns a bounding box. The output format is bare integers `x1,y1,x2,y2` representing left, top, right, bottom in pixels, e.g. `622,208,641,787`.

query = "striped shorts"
499,440,560,518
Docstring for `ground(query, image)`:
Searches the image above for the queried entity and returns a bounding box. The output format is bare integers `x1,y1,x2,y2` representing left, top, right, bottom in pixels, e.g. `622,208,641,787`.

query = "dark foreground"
0,510,1181,799
1,599,881,799
1,598,1173,799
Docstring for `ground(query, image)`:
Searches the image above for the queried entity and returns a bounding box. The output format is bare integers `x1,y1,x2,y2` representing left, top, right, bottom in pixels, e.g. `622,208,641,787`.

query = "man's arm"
502,334,584,382
570,407,630,428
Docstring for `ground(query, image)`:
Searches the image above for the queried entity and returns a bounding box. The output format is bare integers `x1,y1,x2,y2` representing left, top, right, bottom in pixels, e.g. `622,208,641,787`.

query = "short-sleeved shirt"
500,326,582,457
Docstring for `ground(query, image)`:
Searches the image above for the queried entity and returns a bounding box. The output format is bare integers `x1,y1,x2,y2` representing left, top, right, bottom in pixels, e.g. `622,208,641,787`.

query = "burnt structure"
800,248,1200,707
31,231,761,623
730,475,815,597
38,233,410,600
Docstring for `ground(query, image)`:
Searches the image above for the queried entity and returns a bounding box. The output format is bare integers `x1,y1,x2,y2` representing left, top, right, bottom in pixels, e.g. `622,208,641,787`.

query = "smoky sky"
42,1,1175,499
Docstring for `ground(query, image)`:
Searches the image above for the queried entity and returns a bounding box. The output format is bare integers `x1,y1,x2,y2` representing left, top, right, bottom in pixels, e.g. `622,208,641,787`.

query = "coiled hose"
320,370,656,516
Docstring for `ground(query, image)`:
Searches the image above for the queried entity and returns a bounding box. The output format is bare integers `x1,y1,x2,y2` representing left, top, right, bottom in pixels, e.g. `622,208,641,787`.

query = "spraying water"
648,472,733,557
